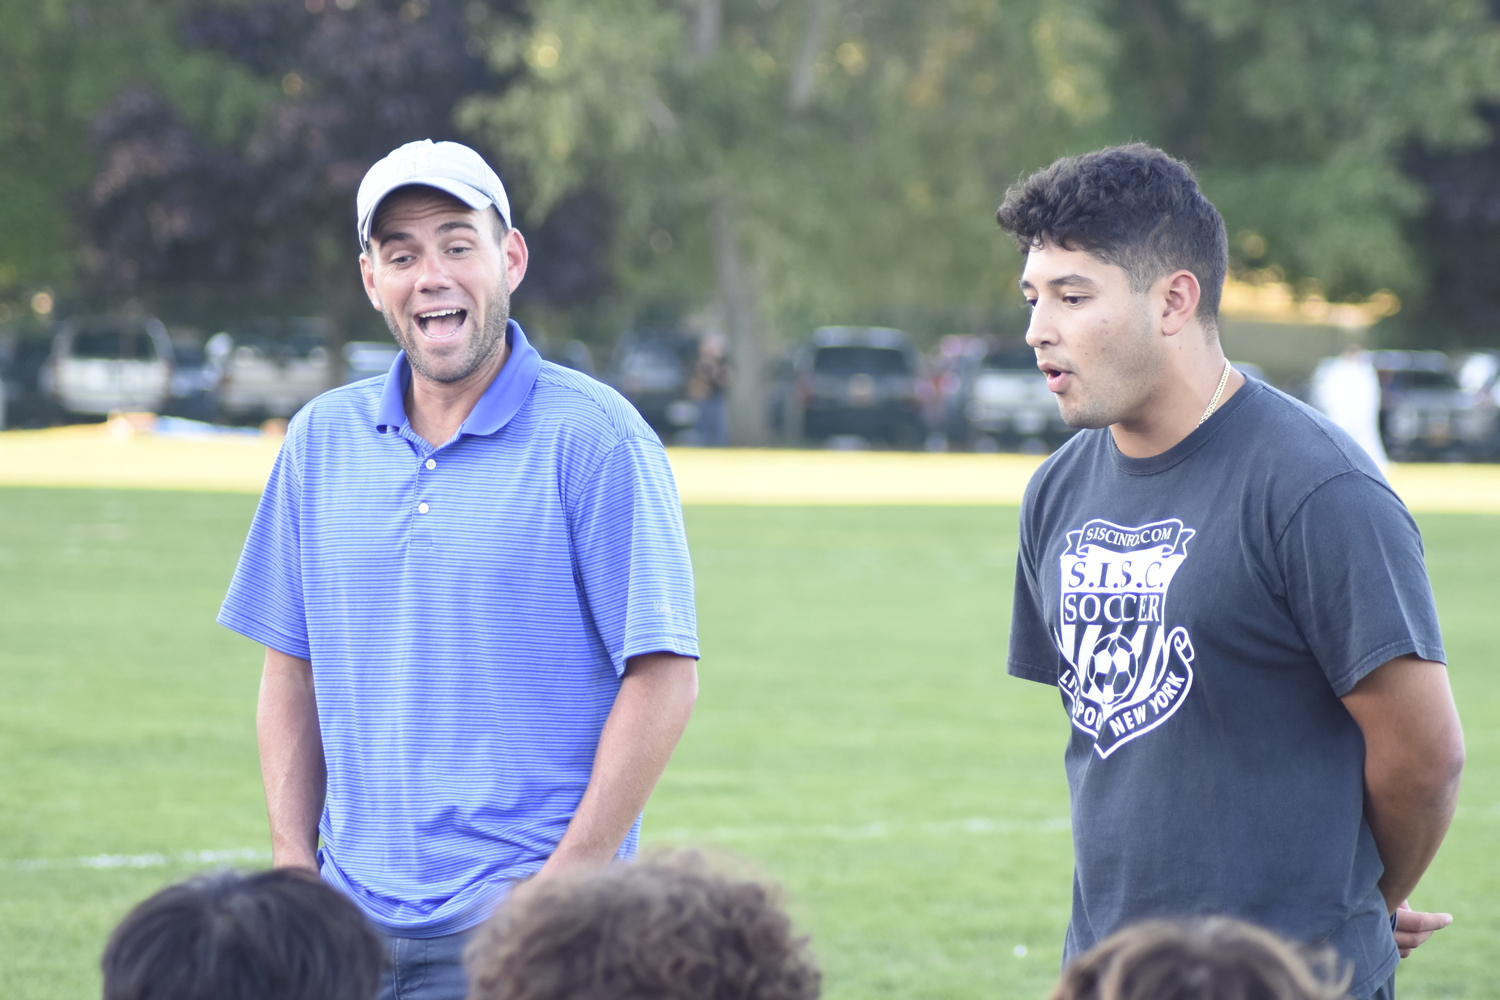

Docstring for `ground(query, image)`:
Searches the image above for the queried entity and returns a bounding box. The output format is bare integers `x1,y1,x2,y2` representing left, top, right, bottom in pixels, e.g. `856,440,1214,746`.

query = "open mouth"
1038,360,1072,392
416,308,468,341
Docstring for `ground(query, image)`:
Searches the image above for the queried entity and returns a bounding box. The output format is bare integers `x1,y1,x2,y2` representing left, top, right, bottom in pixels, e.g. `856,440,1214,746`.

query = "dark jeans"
376,930,472,1000
1368,972,1395,1000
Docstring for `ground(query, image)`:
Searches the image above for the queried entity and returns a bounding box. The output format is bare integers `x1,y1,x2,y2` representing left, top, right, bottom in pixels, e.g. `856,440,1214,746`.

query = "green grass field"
0,488,1496,998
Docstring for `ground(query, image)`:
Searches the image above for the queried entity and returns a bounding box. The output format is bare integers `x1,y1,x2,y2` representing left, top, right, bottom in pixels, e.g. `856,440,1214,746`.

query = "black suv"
792,327,927,447
608,330,699,439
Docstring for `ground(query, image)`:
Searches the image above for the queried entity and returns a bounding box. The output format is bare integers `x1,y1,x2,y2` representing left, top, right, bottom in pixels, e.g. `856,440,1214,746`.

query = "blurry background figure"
1311,340,1389,470
688,332,732,447
465,849,821,1000
101,868,386,1000
1049,917,1351,1000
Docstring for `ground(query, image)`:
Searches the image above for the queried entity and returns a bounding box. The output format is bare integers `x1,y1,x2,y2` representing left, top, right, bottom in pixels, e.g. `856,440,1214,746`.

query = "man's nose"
1024,306,1054,348
415,252,452,290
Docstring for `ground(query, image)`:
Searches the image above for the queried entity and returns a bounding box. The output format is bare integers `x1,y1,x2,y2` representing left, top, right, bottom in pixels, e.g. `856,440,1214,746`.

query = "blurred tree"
460,0,1070,443
81,0,504,376
1099,0,1500,302
0,0,272,315
459,0,1500,442
1402,0,1500,346
1404,104,1500,346
76,0,618,371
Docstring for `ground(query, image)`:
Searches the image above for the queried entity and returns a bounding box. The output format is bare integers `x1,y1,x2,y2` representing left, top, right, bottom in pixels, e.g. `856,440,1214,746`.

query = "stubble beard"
1057,308,1162,429
385,284,511,385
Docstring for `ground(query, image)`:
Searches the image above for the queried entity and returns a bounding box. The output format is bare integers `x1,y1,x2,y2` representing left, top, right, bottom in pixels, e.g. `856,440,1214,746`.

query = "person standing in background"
1310,339,1389,470
688,331,731,447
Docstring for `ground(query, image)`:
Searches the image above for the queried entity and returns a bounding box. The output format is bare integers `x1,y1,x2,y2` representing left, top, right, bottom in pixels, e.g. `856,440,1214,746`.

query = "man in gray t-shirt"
996,145,1464,1000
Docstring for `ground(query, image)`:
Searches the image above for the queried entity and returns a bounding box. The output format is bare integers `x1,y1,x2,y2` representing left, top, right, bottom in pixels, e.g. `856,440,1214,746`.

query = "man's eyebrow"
1019,273,1100,291
374,219,481,246
1047,273,1100,289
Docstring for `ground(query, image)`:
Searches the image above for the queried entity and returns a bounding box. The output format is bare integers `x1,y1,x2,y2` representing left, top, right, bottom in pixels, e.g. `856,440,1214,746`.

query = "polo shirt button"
425,459,436,470
417,502,430,514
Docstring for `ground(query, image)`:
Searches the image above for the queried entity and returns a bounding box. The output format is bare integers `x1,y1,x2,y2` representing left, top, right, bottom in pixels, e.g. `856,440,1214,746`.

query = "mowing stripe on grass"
3,426,1499,510
4,817,1070,872
648,816,1071,843
8,849,268,872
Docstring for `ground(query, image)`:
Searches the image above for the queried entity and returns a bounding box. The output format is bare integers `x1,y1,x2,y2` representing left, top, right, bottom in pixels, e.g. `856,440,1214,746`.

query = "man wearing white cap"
219,140,701,1000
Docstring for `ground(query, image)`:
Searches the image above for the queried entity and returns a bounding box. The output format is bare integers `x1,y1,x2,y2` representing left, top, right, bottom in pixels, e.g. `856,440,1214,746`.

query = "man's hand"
535,652,697,881
1394,900,1453,958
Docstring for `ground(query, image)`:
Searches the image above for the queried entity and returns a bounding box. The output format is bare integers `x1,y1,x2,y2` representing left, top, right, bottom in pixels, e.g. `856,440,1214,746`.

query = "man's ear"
502,228,529,294
359,252,383,311
1158,270,1202,337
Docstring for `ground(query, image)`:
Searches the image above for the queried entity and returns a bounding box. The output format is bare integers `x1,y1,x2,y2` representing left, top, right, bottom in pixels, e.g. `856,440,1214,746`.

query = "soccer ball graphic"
1086,632,1138,701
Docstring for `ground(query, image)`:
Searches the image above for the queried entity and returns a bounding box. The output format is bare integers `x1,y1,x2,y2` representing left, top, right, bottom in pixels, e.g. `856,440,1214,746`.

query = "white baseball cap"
356,139,512,248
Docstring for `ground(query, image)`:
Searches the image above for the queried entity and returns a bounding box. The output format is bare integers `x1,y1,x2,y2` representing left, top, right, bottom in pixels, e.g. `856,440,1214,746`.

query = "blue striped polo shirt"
218,321,698,937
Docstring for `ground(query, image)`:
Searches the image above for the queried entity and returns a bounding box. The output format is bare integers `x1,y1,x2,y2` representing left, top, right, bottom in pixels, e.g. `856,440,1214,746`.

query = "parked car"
1456,349,1500,460
951,342,1071,452
608,330,699,439
1370,350,1493,461
43,316,174,417
163,337,221,422
792,326,927,448
343,340,402,382
213,318,333,423
535,335,597,377
0,332,57,428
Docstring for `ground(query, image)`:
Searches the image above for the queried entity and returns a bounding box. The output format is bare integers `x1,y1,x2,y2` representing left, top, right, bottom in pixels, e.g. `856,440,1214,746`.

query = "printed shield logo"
1056,518,1197,758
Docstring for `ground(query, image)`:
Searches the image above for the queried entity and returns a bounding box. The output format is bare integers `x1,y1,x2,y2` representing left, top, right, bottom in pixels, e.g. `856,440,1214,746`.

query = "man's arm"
257,647,326,871
535,652,698,879
1340,654,1464,955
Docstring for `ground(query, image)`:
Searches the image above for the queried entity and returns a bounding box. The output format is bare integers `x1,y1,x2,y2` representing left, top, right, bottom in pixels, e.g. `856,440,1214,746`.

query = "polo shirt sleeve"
217,434,311,660
1276,470,1446,696
568,435,699,675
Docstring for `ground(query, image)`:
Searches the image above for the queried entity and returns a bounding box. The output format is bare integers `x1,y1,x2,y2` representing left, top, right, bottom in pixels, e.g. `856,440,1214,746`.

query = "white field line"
19,807,1495,870
3,819,1062,871
647,816,1071,843
8,847,269,872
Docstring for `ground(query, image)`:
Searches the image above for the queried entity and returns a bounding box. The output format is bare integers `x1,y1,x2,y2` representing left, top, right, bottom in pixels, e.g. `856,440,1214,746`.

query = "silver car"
45,317,174,416
1371,350,1493,461
957,345,1071,451
212,318,333,422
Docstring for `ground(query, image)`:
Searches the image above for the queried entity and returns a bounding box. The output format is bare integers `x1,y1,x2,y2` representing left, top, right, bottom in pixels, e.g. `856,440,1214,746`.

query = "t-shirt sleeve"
1277,471,1446,696
217,436,311,660
568,436,700,675
1007,493,1061,686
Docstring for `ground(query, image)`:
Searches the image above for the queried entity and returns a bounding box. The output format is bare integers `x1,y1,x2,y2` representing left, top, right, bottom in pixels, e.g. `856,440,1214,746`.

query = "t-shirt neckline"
1108,376,1264,476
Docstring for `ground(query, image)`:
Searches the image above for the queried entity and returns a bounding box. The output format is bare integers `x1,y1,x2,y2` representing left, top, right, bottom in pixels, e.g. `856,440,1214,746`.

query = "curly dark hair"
1050,917,1352,1000
100,868,386,1000
465,850,821,1000
995,144,1229,328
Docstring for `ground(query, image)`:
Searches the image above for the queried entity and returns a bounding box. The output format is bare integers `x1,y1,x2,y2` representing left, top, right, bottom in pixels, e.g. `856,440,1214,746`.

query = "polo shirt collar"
374,320,543,438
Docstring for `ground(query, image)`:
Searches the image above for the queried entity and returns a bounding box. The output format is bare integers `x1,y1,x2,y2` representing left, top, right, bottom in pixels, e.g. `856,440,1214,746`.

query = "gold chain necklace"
1198,360,1233,426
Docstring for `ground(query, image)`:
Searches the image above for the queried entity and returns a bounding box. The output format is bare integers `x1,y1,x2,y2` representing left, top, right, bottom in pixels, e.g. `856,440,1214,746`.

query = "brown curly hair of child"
1051,917,1353,1000
465,850,821,1000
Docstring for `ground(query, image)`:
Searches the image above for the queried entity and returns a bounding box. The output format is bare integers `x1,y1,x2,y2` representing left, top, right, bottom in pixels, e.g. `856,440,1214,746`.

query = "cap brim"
359,177,498,246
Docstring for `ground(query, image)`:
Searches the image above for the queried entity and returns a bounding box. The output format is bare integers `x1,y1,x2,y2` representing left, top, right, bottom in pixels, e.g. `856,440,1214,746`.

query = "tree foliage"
458,0,1500,439
0,0,272,306
8,0,1500,368
84,0,498,300
1100,0,1500,299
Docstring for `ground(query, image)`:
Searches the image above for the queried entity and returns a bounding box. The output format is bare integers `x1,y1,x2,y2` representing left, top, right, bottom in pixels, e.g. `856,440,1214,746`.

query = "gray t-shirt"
1007,378,1445,998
